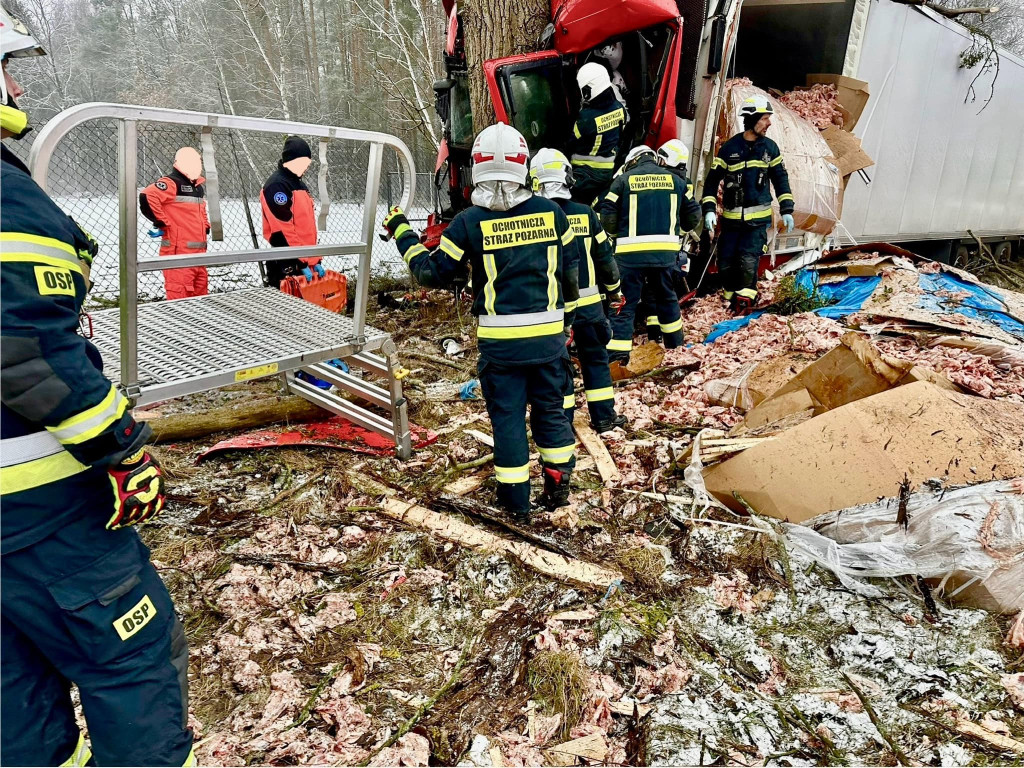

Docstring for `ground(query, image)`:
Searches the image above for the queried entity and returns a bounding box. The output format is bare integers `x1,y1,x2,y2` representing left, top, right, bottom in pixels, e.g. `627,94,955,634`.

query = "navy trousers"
608,264,683,363
717,225,768,297
565,318,617,427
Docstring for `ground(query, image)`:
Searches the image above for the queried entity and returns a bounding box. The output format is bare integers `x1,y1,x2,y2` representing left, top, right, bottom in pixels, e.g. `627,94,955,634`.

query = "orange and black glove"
381,206,412,241
107,449,166,530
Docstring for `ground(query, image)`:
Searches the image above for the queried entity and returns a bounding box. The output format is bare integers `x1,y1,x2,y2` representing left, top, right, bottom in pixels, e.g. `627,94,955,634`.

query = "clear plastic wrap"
719,83,842,236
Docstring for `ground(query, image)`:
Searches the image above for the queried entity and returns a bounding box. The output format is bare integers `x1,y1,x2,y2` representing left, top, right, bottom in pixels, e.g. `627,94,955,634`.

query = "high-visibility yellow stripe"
737,288,758,299
594,230,608,244
669,193,677,235
495,463,530,484
723,290,734,300
604,280,620,292
572,158,615,169
687,183,694,197
628,195,637,238
59,734,92,767
777,193,794,203
0,253,86,275
607,338,632,352
393,223,412,239
573,123,582,139
439,236,464,261
482,252,497,315
770,155,784,166
605,191,619,203
477,320,563,340
577,293,602,307
560,228,575,247
183,748,198,767
546,245,558,311
646,315,659,325
0,232,78,255
537,443,575,464
616,242,681,253
722,208,772,220
1,450,90,495
660,318,683,333
701,196,718,205
565,300,578,312
744,160,769,169
47,385,127,445
563,394,576,409
584,251,596,291
404,244,428,263
711,158,727,169
586,386,614,402
590,135,602,156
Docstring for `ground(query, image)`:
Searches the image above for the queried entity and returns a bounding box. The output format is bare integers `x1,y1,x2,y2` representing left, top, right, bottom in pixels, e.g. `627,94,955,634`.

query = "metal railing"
29,103,416,392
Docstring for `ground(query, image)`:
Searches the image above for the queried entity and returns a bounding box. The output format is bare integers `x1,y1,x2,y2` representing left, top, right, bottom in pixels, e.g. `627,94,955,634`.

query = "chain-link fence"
8,118,434,303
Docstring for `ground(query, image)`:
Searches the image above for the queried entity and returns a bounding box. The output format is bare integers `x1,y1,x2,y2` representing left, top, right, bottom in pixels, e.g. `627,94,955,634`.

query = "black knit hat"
282,136,312,162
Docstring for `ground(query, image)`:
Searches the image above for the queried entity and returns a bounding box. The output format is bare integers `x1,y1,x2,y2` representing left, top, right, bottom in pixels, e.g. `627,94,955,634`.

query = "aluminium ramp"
89,288,411,458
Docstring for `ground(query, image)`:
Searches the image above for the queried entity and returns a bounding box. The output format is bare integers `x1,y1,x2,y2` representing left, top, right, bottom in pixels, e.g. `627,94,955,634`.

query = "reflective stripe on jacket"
700,132,794,226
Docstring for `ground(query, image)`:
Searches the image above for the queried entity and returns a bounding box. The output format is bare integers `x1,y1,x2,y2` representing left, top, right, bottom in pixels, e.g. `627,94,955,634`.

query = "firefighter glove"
382,206,411,239
313,263,326,279
107,449,166,530
609,291,626,315
301,266,314,281
147,228,165,239
704,212,717,231
781,214,795,233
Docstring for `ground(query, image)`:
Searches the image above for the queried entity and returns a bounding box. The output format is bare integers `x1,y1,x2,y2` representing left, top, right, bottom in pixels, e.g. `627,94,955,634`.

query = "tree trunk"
146,396,330,443
460,0,549,135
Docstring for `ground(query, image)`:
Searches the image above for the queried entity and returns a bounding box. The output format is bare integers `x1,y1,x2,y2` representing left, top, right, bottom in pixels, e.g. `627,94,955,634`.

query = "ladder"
29,103,415,458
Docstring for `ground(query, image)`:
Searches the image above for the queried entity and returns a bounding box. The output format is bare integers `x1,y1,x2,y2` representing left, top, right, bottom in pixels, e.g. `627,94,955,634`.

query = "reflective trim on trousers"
607,338,632,352
722,203,772,220
660,318,683,333
59,734,92,767
646,315,659,326
537,443,575,464
737,287,758,299
563,394,576,409
494,463,530,484
586,386,614,402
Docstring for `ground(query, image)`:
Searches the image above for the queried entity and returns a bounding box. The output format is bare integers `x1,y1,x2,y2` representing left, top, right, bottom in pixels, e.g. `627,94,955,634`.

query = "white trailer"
689,0,1024,263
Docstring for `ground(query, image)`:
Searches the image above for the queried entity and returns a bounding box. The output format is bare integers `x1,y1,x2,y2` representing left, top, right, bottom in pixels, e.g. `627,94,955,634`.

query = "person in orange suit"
139,147,210,300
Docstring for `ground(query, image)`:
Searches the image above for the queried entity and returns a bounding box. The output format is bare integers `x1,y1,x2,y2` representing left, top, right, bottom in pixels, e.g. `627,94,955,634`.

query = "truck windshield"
450,73,474,150
504,63,565,151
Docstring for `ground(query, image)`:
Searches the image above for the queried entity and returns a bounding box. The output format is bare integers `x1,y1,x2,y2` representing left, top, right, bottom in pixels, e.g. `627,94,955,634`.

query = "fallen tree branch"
902,705,1024,755
456,452,493,470
146,395,330,443
359,635,476,766
434,493,580,559
380,497,623,589
573,413,621,484
402,349,473,372
842,672,911,765
890,0,998,16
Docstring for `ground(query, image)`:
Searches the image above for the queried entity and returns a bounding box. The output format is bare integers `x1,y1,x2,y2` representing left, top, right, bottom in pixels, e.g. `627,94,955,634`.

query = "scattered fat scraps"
711,571,759,614
778,83,845,130
1007,612,1024,650
875,337,1024,400
368,732,430,767
1002,673,1024,711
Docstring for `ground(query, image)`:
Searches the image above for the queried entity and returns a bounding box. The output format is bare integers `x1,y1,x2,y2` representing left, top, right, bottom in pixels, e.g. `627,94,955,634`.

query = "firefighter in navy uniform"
531,148,627,434
382,124,580,523
638,139,694,342
0,8,195,766
598,145,700,365
701,96,795,313
569,62,626,204
260,135,325,287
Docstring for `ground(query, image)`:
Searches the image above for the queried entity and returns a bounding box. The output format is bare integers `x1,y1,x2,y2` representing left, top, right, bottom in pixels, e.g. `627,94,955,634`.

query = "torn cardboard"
740,332,962,430
705,381,1024,522
822,125,875,178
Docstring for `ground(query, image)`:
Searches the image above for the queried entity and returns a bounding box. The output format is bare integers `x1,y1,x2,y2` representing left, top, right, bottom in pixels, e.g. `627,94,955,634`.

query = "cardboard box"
704,381,1024,522
822,125,875,178
807,74,870,130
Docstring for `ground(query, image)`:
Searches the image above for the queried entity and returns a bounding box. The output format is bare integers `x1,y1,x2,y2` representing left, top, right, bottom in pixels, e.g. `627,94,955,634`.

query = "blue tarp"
704,272,881,343
703,268,1024,344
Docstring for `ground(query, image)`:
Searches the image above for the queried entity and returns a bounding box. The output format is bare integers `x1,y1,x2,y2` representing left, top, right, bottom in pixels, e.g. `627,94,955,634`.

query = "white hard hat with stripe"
657,139,689,168
471,122,531,185
739,95,774,118
529,147,573,186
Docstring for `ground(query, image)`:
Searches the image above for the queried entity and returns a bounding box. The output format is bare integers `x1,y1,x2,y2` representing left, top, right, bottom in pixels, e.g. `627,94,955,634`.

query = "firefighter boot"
539,467,572,511
593,413,627,434
732,293,756,315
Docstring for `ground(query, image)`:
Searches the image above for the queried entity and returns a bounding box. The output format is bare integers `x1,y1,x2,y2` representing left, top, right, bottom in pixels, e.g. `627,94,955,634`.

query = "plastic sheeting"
720,83,842,235
784,479,1024,613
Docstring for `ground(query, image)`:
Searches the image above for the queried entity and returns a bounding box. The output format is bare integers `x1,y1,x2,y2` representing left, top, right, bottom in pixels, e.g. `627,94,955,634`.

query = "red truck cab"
426,0,720,246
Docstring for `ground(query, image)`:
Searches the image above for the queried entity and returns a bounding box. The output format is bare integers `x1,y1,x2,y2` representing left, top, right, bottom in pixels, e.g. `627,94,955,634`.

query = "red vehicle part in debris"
548,0,679,54
197,418,437,461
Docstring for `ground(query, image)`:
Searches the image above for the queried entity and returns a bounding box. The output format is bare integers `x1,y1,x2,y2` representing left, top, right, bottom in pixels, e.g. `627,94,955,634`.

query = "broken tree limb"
573,413,621,484
465,428,495,448
434,494,580,559
401,349,473,372
147,395,330,443
380,497,622,589
842,672,911,766
442,474,486,496
455,452,493,470
890,0,998,16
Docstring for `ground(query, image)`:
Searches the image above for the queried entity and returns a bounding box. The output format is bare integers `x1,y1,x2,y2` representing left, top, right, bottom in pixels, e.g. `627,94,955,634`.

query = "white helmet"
739,95,774,119
657,139,689,168
471,122,531,185
530,147,573,186
576,62,611,102
623,145,656,168
1,6,45,140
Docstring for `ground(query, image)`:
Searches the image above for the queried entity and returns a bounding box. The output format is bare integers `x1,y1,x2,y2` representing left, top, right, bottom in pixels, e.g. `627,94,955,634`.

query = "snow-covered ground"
55,196,429,301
